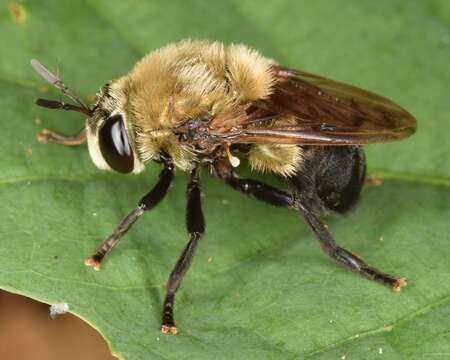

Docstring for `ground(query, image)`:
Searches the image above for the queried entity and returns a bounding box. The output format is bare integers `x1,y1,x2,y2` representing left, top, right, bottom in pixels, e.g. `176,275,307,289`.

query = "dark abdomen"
289,146,366,214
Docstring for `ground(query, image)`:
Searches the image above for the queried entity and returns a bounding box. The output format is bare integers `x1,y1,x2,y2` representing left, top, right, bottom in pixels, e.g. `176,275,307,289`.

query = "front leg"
85,161,174,270
38,127,87,146
161,166,205,334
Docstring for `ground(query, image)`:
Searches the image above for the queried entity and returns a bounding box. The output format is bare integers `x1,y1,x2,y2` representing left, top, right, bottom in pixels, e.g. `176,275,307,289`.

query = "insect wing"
225,66,416,145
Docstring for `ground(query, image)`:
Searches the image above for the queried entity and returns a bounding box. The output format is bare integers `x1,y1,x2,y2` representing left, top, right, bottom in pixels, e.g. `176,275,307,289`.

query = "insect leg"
85,162,174,271
161,166,204,335
37,128,87,146
297,201,406,291
213,159,406,291
212,159,293,207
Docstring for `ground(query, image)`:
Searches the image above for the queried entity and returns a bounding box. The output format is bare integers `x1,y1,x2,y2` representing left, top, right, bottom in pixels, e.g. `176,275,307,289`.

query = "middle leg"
161,166,205,334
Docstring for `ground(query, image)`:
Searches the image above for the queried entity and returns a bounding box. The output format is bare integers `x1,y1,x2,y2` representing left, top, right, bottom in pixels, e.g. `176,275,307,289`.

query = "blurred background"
1,1,449,359
0,290,115,359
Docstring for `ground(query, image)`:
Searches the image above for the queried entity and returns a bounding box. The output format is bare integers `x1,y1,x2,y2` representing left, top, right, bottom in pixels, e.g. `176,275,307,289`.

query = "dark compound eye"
98,114,134,173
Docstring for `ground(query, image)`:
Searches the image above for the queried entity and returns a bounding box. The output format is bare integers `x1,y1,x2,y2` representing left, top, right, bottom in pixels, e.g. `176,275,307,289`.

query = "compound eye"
98,114,134,173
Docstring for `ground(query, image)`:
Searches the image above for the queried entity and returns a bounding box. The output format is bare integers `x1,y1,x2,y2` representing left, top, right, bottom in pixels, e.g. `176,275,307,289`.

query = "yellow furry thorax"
114,40,301,175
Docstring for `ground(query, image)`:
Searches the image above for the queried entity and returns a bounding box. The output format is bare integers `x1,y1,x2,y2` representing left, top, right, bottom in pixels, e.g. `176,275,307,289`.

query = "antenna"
30,59,92,116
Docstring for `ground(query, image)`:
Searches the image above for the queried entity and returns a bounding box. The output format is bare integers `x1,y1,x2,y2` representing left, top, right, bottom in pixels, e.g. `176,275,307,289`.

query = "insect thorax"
88,40,302,175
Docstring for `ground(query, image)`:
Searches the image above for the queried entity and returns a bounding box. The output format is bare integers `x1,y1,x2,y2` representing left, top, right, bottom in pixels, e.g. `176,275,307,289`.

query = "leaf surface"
1,1,450,359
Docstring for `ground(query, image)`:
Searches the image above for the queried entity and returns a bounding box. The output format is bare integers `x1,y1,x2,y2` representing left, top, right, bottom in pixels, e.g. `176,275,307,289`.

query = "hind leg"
212,159,293,207
214,158,406,291
297,201,406,291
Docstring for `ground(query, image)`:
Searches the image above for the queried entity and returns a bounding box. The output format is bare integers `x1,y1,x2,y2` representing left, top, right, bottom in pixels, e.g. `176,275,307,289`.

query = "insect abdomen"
289,146,366,214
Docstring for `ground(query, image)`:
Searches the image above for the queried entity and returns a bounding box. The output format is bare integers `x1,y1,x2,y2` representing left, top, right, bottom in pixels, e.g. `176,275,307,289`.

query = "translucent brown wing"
214,66,416,146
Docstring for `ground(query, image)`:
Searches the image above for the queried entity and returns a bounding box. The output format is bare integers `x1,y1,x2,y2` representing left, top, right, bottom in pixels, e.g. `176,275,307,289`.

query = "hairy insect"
31,40,416,334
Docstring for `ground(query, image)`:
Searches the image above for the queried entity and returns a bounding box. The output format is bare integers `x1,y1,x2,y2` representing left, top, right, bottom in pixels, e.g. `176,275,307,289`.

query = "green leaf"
1,1,450,359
